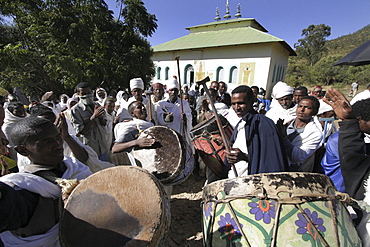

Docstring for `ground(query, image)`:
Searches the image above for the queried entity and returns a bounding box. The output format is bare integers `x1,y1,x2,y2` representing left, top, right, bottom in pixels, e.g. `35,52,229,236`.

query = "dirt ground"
167,170,206,247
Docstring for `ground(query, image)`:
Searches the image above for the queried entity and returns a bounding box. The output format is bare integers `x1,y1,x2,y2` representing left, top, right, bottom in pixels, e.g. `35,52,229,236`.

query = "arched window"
184,64,194,86
165,67,170,80
229,66,238,83
216,66,224,82
156,67,161,80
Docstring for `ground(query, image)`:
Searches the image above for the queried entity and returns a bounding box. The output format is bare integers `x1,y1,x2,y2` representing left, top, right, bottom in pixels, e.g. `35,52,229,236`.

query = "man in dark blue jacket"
224,85,287,178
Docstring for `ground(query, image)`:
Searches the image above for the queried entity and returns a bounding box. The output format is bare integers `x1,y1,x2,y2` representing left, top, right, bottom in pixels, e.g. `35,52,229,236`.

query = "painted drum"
202,172,362,247
60,166,170,247
134,126,194,186
190,114,233,178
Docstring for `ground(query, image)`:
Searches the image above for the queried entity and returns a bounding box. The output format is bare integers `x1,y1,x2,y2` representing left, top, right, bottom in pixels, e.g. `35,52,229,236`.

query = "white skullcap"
167,78,179,90
272,81,294,99
182,83,189,89
130,78,144,90
317,99,333,115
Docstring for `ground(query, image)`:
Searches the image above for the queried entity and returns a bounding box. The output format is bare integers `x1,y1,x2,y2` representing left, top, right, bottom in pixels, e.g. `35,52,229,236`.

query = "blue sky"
105,0,370,48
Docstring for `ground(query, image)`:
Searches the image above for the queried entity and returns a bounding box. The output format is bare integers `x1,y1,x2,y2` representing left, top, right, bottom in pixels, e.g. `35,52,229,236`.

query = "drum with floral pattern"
202,173,362,247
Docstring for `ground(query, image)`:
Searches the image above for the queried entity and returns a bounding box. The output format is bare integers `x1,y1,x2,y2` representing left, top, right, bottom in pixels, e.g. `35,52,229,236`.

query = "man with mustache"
70,82,109,161
224,85,287,178
266,81,297,124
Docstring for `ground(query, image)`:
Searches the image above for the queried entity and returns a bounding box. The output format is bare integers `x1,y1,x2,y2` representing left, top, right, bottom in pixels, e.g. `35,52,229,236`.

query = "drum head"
134,126,186,184
60,166,170,247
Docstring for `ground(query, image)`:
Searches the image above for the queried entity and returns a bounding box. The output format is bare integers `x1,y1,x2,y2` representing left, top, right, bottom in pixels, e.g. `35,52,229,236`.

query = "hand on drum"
135,137,155,148
225,148,248,164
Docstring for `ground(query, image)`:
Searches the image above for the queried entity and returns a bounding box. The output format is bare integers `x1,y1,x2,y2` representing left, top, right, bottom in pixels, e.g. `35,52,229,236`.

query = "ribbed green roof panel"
154,27,282,51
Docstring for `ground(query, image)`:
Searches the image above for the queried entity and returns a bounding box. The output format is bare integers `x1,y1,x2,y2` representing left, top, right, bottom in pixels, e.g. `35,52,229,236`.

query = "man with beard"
224,85,287,178
70,82,109,161
151,82,165,125
155,78,192,139
266,81,296,124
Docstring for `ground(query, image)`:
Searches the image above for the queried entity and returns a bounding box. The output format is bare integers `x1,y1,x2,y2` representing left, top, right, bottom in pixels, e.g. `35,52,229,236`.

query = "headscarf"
271,81,293,99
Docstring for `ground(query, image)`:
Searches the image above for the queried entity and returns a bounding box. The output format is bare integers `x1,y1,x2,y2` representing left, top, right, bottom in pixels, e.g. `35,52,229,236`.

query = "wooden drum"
59,166,170,247
202,172,362,246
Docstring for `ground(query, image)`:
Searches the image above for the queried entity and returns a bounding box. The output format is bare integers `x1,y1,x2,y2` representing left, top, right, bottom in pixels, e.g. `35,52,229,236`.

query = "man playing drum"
112,101,155,155
225,85,287,178
0,117,92,246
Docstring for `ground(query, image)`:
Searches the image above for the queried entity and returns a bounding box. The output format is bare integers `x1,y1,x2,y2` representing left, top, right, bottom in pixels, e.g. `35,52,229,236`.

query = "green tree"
0,0,157,96
294,24,331,66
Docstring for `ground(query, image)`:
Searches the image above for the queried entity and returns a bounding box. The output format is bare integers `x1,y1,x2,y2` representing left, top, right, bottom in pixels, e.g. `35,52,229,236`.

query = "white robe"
0,156,92,247
265,99,296,124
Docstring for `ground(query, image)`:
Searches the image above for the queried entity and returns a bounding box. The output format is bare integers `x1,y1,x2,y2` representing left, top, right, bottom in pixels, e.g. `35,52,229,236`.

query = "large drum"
134,126,194,186
60,166,170,247
190,115,233,178
202,173,362,246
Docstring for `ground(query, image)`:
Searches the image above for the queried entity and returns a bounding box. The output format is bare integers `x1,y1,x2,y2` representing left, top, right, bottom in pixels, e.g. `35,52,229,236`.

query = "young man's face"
296,99,316,122
130,102,147,120
131,88,143,101
231,92,253,118
20,123,64,166
210,82,219,91
219,83,227,94
293,90,307,104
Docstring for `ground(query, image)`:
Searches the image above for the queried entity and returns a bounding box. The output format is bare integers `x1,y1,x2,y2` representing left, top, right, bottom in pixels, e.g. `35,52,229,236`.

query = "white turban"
317,99,333,115
167,78,179,90
130,78,144,90
272,81,293,99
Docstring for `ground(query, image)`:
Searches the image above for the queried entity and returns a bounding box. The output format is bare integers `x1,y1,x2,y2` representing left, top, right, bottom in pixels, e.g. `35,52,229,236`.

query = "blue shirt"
320,131,346,192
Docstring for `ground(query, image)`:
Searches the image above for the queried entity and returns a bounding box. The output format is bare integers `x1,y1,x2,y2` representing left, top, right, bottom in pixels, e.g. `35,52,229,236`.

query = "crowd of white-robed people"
2,77,370,246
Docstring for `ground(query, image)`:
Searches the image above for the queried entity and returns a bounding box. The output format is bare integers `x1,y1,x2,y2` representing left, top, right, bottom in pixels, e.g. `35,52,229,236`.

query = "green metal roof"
153,18,296,56
186,18,268,33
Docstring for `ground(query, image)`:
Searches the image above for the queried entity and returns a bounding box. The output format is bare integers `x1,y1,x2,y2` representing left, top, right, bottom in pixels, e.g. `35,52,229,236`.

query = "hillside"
326,24,370,55
286,24,370,88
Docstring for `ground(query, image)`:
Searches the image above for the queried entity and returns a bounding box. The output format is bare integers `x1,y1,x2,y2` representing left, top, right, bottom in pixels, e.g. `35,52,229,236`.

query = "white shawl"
0,156,92,247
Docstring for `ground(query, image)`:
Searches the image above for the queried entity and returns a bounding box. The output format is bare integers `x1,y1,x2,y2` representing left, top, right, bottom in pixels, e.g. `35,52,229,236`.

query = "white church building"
151,16,295,97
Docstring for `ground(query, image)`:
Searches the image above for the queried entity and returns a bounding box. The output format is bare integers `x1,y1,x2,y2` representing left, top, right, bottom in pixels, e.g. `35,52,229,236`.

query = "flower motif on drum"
295,208,326,242
204,202,213,220
248,198,276,224
217,213,243,243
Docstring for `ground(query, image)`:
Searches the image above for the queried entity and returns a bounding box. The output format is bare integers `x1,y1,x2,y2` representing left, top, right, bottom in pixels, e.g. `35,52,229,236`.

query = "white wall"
152,43,289,97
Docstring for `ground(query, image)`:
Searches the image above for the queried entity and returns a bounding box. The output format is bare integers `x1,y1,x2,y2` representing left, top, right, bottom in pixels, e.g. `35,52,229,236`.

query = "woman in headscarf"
95,88,107,106
56,94,70,112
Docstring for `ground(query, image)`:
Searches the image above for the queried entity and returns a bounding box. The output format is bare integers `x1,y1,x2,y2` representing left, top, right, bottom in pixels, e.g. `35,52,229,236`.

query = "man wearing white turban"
154,78,192,140
117,78,149,122
266,81,297,124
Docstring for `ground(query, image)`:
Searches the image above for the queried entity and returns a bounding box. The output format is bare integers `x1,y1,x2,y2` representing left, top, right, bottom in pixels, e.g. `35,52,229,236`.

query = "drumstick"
175,56,187,134
197,76,238,177
146,91,154,123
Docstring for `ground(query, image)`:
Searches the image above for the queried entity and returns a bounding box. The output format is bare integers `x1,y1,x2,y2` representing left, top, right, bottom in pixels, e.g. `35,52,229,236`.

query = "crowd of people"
0,77,370,246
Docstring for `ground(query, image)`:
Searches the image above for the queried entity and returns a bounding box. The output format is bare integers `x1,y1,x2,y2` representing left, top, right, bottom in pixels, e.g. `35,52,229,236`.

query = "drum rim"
135,126,187,184
59,166,170,246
